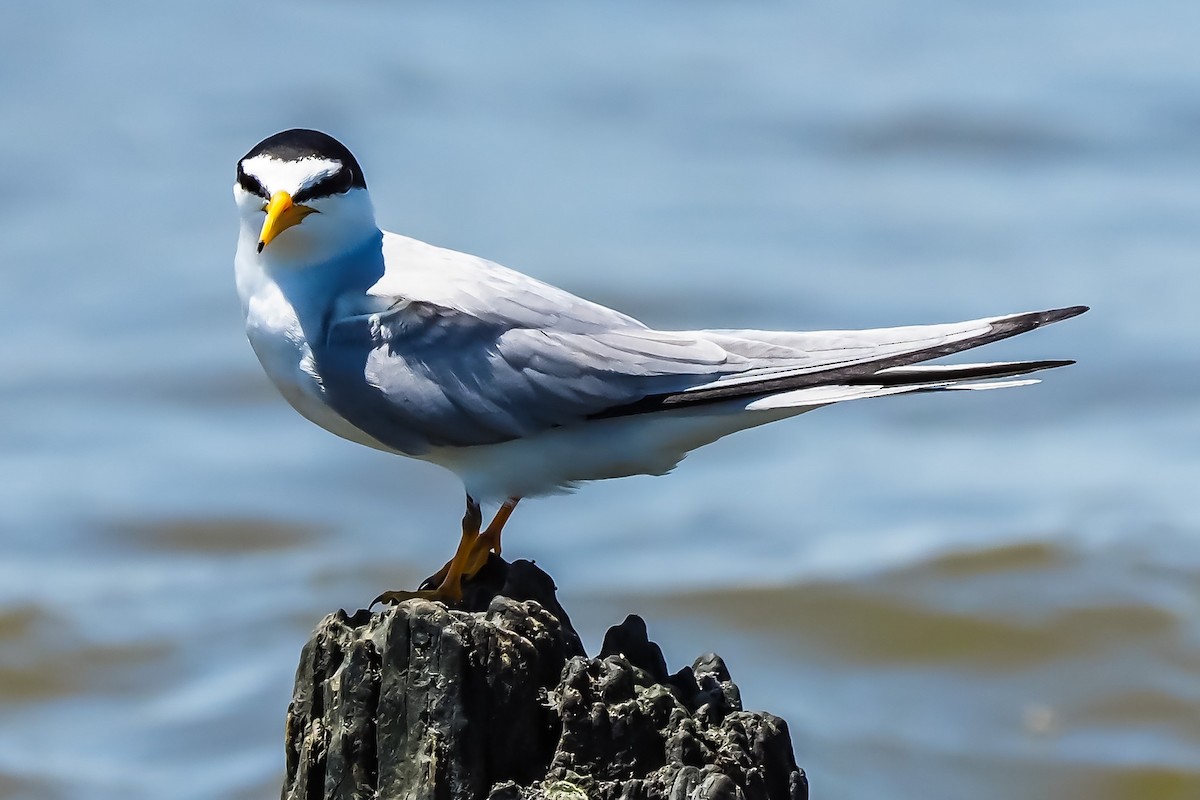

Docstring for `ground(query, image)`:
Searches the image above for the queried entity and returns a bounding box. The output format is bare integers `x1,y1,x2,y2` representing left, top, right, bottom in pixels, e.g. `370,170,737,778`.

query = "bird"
232,128,1087,604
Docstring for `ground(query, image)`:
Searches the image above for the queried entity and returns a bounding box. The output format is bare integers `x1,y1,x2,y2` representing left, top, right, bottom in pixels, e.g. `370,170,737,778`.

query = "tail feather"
865,359,1074,384
745,376,1042,411
590,306,1086,420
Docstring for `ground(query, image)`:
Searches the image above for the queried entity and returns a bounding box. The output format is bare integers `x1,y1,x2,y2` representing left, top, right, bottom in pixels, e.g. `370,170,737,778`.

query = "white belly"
427,403,807,502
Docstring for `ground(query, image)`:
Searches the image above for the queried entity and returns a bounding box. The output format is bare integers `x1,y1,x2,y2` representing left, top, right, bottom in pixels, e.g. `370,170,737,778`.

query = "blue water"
2,2,1198,799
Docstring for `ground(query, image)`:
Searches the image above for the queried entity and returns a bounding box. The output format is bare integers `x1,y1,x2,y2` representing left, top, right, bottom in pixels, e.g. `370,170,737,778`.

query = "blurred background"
1,1,1198,798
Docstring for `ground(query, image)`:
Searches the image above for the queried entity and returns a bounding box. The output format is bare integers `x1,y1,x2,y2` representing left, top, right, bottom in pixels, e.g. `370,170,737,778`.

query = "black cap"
237,128,367,201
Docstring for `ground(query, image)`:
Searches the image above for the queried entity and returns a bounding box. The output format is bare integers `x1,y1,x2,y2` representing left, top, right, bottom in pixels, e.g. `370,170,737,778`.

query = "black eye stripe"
236,150,360,204
236,164,268,199
292,167,355,203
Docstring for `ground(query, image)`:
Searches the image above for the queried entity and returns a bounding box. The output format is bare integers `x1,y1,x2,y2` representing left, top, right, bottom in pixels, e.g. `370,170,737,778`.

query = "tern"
232,128,1086,603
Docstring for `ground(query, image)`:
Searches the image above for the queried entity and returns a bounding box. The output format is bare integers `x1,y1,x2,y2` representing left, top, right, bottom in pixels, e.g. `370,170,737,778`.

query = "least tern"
233,128,1086,603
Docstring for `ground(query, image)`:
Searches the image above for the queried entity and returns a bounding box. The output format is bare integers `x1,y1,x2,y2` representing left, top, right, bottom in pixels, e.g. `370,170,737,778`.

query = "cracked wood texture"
283,557,807,800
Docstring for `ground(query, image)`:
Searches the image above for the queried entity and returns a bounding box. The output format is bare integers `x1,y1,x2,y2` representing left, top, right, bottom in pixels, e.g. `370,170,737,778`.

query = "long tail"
591,306,1087,418
744,360,1066,411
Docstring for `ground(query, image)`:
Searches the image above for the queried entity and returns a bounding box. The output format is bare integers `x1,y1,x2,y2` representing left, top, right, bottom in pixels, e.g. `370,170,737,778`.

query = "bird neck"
237,229,386,322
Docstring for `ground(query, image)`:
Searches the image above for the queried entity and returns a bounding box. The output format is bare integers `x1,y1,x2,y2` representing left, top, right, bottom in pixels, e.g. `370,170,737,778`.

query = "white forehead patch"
241,154,343,195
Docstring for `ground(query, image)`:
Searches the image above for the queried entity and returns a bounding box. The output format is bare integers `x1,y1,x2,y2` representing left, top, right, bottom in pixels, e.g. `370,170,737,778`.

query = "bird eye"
237,164,268,199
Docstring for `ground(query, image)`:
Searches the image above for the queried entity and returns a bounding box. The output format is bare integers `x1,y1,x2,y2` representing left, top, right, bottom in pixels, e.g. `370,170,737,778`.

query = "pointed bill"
258,190,314,252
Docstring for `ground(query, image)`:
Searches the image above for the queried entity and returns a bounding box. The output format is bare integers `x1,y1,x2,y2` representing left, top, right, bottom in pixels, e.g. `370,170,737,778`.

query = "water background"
2,2,1198,798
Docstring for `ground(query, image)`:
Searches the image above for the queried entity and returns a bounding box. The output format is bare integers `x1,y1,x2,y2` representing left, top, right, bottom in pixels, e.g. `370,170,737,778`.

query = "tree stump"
282,557,808,800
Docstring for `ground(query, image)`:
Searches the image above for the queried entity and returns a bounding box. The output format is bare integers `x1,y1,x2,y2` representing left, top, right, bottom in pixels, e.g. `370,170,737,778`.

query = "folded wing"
318,291,1085,452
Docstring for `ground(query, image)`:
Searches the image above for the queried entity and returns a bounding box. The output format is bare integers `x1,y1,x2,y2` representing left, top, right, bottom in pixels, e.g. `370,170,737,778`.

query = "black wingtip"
992,305,1089,337
1043,305,1089,323
1003,358,1076,373
1042,358,1076,369
1019,358,1076,374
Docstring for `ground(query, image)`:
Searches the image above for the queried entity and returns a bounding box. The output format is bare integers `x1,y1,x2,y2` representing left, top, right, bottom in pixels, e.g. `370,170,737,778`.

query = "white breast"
244,284,396,453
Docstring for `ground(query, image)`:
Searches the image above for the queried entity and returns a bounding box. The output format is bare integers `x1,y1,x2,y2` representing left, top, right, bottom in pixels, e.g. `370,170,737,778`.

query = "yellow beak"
257,191,315,252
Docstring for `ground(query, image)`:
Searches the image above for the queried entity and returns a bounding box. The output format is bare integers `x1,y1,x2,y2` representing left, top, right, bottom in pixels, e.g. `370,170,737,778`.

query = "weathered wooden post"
282,557,807,800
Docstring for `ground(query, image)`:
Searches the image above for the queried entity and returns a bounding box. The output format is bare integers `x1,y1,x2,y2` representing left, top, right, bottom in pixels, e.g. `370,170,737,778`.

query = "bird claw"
371,584,463,608
371,589,436,608
372,496,515,609
418,563,452,592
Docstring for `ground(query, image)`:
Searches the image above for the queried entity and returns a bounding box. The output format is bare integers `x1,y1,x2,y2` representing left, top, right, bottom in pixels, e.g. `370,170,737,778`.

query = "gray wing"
316,299,733,452
366,233,647,333
313,232,1085,452
316,291,1085,453
314,232,742,451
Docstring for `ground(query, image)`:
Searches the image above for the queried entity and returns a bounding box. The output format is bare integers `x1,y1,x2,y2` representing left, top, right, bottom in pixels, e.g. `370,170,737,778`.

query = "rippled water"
2,2,1198,799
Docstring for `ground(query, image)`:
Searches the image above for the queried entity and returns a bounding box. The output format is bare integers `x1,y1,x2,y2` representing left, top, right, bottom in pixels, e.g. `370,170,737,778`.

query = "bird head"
234,129,377,266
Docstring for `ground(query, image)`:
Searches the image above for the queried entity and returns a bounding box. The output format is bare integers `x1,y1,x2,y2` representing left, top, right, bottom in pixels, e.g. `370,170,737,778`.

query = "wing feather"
313,231,1084,450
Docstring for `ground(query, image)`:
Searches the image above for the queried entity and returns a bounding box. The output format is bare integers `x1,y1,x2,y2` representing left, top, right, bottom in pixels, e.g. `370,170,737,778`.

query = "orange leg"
373,497,483,606
374,496,521,607
462,497,520,577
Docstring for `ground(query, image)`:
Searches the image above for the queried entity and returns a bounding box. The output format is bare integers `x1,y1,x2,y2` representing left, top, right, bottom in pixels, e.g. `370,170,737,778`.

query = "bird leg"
474,497,520,563
374,496,521,607
373,497,483,606
413,497,522,594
